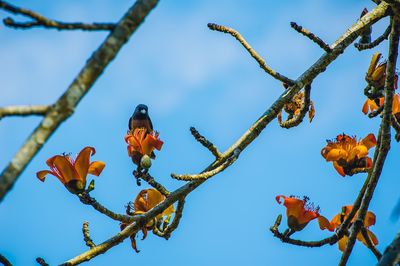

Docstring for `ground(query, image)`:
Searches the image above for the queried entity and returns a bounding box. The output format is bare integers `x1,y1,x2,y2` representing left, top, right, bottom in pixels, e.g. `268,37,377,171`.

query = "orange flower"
36,147,105,194
362,94,400,115
318,205,378,252
125,128,163,165
121,189,174,252
276,195,320,232
366,53,389,89
321,133,376,176
277,90,315,124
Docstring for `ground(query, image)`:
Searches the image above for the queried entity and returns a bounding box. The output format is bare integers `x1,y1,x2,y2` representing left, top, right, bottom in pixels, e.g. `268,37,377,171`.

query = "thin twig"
0,105,49,120
377,231,400,266
35,258,49,266
391,115,400,141
171,148,240,181
207,23,295,86
290,22,332,53
163,198,185,239
355,24,391,50
0,1,115,31
279,84,312,128
360,227,382,259
357,8,372,45
190,127,222,158
270,215,339,247
78,192,132,223
82,221,96,249
0,0,160,202
133,171,170,196
339,14,399,266
0,254,12,266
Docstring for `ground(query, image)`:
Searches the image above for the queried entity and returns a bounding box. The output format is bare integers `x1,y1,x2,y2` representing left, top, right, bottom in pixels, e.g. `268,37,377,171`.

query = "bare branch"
339,13,399,266
82,221,96,249
0,254,12,266
360,227,382,259
355,24,391,50
133,171,170,196
190,127,222,158
290,22,332,53
78,192,132,223
207,23,296,86
0,0,160,202
0,105,49,119
0,1,115,31
163,198,185,239
171,148,240,181
378,232,400,266
270,215,339,247
35,258,49,266
60,218,141,265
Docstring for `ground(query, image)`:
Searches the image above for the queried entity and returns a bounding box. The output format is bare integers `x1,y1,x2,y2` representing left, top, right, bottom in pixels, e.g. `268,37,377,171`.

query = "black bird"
128,104,153,133
128,104,156,169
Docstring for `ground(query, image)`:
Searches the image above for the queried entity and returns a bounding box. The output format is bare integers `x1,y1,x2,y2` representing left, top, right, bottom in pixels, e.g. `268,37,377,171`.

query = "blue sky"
0,1,399,265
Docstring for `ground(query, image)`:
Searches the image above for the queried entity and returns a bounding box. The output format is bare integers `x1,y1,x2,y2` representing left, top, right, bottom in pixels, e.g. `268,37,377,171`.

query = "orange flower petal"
88,161,105,176
333,161,346,177
348,145,368,161
338,236,348,252
362,99,370,115
52,155,76,184
367,53,381,78
361,134,377,149
36,170,56,182
146,189,165,209
325,148,348,161
318,216,334,231
308,101,315,122
392,94,400,114
364,211,376,227
134,190,149,213
74,147,95,181
357,229,378,247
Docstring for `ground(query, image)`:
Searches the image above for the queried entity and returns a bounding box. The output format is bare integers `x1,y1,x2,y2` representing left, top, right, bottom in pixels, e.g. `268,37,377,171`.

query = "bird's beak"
140,109,146,114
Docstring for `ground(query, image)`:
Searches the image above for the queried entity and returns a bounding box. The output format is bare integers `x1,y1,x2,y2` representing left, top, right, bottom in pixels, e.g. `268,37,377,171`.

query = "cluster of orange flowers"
121,189,174,252
362,53,400,117
276,195,378,251
36,124,171,252
274,52,399,253
124,128,163,166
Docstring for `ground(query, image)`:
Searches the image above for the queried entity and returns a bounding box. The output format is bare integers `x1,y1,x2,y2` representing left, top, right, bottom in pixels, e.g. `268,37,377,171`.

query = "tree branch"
0,0,160,202
339,13,399,266
190,127,222,158
0,253,12,266
378,232,400,266
355,24,391,50
133,171,170,196
78,192,132,223
290,22,332,53
207,23,296,86
0,1,115,31
360,227,382,259
82,221,96,249
0,105,49,120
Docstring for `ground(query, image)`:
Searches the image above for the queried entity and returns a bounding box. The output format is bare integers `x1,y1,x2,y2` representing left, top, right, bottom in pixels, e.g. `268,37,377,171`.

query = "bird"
128,104,156,166
128,104,153,134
